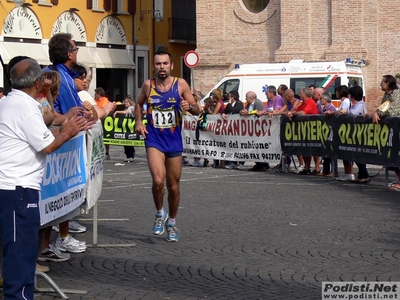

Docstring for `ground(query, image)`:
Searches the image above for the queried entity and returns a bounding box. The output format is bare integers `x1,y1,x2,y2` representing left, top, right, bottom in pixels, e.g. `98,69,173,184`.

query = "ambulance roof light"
345,58,366,67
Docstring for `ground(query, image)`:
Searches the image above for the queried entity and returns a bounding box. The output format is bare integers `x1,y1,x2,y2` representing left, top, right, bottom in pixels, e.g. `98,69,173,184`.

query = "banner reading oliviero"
280,115,399,166
102,115,146,146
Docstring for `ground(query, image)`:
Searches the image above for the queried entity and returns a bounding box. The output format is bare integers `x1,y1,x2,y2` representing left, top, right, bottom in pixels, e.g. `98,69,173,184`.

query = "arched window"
242,0,270,13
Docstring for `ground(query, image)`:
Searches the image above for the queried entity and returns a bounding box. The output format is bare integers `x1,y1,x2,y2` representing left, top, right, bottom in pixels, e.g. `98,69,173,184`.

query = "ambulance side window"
290,77,340,99
217,79,240,102
348,77,363,89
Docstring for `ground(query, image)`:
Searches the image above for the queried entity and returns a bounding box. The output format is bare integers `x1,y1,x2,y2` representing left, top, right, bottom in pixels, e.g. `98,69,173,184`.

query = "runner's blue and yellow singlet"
145,77,183,152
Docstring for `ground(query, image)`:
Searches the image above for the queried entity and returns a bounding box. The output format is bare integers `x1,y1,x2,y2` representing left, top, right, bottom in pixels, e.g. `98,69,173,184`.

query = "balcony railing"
168,18,196,43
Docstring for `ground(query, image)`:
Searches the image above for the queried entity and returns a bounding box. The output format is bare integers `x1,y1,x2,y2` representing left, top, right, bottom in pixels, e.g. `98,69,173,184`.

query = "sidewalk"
26,148,400,299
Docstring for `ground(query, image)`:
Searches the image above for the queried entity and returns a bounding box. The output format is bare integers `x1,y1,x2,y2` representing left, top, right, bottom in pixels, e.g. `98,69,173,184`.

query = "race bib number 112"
152,109,177,128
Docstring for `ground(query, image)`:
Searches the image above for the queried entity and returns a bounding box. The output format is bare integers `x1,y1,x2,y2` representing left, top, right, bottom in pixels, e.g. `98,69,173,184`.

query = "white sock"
167,218,176,226
157,209,164,217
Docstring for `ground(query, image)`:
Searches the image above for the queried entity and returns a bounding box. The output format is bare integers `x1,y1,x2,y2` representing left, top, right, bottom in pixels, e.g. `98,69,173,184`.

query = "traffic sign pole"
184,50,200,92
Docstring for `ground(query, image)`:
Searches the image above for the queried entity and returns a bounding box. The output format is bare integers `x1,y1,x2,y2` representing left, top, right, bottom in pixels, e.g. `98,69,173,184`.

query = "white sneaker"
298,165,305,173
56,235,87,253
190,160,202,167
235,164,245,170
69,220,87,233
38,244,71,262
225,164,235,169
52,221,86,234
336,174,355,181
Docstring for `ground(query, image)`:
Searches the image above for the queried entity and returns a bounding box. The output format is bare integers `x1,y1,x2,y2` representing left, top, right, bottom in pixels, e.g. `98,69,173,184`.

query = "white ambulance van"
201,59,365,108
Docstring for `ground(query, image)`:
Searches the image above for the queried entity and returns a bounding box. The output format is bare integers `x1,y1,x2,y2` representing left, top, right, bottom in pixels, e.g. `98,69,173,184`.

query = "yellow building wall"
0,0,133,43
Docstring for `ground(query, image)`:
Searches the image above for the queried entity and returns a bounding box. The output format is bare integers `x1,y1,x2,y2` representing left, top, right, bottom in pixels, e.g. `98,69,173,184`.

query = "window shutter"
128,0,136,14
111,0,118,12
87,0,92,9
51,0,58,4
104,0,111,11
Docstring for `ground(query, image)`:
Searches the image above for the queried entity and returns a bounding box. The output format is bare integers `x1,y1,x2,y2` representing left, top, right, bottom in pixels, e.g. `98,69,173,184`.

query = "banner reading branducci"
182,114,282,164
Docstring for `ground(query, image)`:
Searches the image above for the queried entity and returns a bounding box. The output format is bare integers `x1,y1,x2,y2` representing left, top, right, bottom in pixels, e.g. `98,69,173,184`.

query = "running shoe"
38,244,71,262
166,223,179,242
153,209,168,235
191,160,202,167
69,220,87,233
53,220,87,234
55,235,87,253
336,174,355,181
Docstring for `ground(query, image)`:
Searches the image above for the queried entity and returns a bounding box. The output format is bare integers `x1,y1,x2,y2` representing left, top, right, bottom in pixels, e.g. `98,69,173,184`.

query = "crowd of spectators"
184,78,400,188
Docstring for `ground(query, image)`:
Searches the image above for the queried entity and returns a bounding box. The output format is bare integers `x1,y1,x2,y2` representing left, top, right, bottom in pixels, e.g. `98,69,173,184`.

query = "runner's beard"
157,71,169,80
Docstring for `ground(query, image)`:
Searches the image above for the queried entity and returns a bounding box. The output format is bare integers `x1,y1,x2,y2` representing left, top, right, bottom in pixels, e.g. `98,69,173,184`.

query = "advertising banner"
281,115,399,167
280,115,335,157
333,115,398,166
182,114,282,164
102,115,146,146
39,132,87,226
85,121,105,211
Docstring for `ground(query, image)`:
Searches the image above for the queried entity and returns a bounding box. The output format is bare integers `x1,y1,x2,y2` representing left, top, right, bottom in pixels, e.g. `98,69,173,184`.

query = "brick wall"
195,0,400,109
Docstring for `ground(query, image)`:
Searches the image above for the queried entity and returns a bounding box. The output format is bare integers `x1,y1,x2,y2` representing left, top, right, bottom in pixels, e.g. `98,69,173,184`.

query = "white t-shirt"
78,90,97,106
0,89,55,190
338,97,351,112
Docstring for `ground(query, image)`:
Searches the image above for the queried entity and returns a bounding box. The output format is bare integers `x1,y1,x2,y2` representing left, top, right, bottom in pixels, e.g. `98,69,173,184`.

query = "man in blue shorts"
135,51,200,242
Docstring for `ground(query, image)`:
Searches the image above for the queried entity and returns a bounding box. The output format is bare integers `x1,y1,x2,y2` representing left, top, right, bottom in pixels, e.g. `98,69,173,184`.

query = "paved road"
30,146,400,300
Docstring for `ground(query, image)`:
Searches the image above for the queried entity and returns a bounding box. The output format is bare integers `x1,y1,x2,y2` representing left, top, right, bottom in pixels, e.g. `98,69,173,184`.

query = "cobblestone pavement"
29,147,400,300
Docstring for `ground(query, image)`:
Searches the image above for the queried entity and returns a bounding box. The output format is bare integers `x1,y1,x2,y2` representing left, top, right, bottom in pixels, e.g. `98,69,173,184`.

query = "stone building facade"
195,0,400,109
